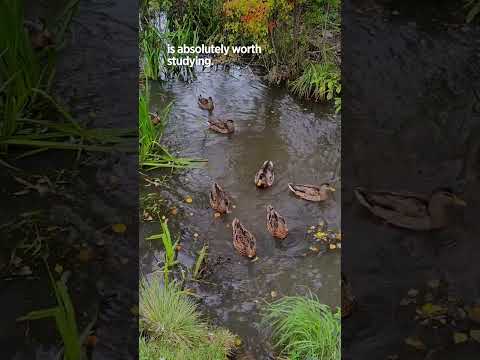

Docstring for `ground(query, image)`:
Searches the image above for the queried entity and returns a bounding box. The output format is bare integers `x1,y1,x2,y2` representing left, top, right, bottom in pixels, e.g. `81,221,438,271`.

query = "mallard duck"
198,95,214,111
342,273,355,318
209,182,231,214
24,19,54,50
266,205,288,239
255,161,274,188
354,187,466,230
208,118,234,134
149,112,161,125
232,218,256,258
288,183,335,201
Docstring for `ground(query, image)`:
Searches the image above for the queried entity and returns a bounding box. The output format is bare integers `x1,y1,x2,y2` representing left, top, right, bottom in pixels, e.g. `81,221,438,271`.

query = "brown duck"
288,183,335,201
354,187,466,230
198,95,214,111
255,161,274,188
266,205,288,239
209,182,232,214
208,118,234,134
149,112,161,125
232,218,256,259
342,273,355,318
24,19,54,50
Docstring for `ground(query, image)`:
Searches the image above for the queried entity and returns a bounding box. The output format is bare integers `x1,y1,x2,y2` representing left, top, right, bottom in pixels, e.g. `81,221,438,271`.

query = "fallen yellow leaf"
185,196,193,203
418,303,447,317
112,223,127,233
171,207,178,215
314,231,328,240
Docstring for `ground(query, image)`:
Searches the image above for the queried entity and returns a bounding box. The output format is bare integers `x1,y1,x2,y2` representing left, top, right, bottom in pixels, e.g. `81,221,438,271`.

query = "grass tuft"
139,279,236,360
262,294,340,360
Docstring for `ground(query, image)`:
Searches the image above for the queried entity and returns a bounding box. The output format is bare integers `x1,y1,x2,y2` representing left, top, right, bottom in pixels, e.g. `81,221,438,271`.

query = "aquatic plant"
139,83,205,169
192,244,208,280
139,279,236,359
146,220,178,283
289,62,341,103
262,294,341,360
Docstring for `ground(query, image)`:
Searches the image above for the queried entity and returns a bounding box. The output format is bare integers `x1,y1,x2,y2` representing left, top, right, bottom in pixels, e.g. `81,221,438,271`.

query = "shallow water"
141,66,341,356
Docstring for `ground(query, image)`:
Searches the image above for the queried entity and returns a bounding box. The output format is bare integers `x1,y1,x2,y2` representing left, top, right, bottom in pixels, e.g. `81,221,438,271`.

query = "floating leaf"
214,212,221,218
270,290,278,298
185,196,193,203
112,223,127,233
329,244,337,250
453,332,468,344
170,207,178,215
417,303,447,318
314,231,328,240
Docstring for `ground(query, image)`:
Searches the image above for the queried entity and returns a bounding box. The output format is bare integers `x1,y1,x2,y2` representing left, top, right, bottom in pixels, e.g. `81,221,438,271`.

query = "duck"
208,118,234,134
266,205,288,239
209,182,232,214
24,19,54,50
232,218,256,259
198,95,214,111
342,273,355,318
149,111,161,125
354,187,466,230
288,183,335,201
255,161,274,188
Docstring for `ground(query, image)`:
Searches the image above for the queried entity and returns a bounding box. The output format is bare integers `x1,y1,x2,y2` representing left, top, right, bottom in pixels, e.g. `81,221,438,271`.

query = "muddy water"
141,66,341,357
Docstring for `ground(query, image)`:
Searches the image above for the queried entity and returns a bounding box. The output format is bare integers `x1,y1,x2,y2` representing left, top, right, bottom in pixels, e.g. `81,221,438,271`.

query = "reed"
262,294,341,360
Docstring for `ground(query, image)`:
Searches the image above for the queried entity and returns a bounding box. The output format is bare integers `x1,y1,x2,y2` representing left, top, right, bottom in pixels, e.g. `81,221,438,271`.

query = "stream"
140,66,341,357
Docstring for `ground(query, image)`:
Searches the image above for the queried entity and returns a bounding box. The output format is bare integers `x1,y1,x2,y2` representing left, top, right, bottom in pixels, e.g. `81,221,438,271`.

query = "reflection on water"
141,66,341,357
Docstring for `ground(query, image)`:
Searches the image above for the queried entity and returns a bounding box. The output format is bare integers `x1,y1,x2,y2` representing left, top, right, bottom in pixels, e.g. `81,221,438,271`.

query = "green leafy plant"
139,279,236,359
262,294,341,360
192,244,208,280
290,62,341,103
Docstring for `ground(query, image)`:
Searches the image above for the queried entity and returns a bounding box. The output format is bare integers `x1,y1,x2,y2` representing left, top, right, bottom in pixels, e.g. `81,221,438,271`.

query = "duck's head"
321,183,336,193
431,189,466,208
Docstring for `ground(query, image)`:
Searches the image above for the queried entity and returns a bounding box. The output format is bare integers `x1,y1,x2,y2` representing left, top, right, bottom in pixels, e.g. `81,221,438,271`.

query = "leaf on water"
405,337,426,350
470,329,480,343
453,332,468,344
270,290,278,298
314,231,328,240
111,223,127,233
214,212,221,218
175,244,182,252
309,246,320,252
185,196,193,203
170,207,178,215
329,244,337,250
417,303,447,318
54,264,63,274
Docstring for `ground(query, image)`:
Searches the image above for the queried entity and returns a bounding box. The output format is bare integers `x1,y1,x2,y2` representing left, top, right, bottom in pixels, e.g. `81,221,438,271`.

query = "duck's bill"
326,186,336,192
453,196,467,206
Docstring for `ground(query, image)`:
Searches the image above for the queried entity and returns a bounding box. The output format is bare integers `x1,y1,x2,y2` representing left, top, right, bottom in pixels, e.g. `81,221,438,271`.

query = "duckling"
232,218,256,258
24,19,54,50
149,111,161,125
208,118,234,134
288,183,335,202
354,187,466,230
266,205,288,239
209,182,232,214
342,273,355,318
255,161,274,188
198,95,214,111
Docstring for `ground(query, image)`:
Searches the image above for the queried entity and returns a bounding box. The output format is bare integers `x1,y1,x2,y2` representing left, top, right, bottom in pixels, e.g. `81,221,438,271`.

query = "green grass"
0,0,134,156
262,295,341,360
17,264,96,360
139,279,236,360
289,62,341,105
146,220,178,283
139,83,206,170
